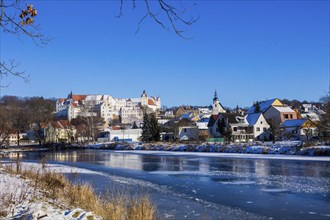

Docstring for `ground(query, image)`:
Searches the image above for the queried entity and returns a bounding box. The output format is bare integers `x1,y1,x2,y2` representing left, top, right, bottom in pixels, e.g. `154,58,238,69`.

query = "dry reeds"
2,162,156,220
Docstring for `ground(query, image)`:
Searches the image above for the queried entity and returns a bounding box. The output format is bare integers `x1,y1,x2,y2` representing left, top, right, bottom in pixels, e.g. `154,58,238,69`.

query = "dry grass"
2,161,156,220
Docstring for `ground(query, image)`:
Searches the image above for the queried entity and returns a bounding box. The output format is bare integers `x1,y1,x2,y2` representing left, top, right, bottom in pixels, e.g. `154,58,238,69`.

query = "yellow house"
45,120,76,143
281,118,317,141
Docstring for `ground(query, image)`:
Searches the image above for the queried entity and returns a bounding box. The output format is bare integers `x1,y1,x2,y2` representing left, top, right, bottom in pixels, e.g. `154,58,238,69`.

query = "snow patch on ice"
261,188,289,193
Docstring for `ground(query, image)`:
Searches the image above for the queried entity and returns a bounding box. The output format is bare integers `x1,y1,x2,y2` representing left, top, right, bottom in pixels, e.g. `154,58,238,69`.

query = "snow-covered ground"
0,163,102,220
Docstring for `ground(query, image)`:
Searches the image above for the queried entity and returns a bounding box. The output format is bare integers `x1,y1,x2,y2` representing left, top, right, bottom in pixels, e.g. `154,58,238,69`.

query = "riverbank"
0,163,101,219
1,142,329,157
86,142,330,156
0,162,155,220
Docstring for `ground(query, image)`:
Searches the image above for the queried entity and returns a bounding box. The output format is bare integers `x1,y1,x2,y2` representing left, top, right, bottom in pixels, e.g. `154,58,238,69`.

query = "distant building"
247,98,297,124
247,98,283,114
178,126,199,141
280,119,317,141
164,110,174,118
264,106,297,123
300,104,325,121
56,90,161,126
97,129,142,142
208,112,270,142
45,120,76,143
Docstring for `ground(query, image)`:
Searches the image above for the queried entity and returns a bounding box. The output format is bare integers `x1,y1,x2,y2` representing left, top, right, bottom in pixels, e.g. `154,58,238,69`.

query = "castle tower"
212,90,225,115
141,90,148,107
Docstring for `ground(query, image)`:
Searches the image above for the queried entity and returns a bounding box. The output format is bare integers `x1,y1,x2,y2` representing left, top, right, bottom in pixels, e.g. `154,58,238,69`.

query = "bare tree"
0,106,14,147
26,97,55,146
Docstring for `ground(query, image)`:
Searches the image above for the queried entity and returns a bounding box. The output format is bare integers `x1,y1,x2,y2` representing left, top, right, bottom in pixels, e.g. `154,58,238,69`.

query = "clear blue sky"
1,0,329,108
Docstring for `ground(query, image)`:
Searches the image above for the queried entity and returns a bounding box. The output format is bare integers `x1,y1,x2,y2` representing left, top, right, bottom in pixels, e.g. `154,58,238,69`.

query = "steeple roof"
213,90,219,101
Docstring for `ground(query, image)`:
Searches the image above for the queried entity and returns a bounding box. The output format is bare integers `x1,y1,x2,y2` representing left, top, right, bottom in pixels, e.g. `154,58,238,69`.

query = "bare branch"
127,0,198,38
116,0,123,18
0,60,30,85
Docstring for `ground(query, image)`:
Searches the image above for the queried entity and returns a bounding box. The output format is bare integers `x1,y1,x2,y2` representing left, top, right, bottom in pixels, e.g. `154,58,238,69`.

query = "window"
263,127,267,131
184,129,187,133
290,114,293,119
284,114,289,119
260,121,263,124
256,127,260,131
234,127,237,131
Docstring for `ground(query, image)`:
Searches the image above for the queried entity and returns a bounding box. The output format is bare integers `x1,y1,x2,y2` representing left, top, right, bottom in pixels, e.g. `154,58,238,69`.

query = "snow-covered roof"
246,113,262,126
301,112,320,121
180,112,193,119
130,98,141,103
272,106,295,113
198,117,210,123
247,98,279,114
85,95,103,101
281,119,306,127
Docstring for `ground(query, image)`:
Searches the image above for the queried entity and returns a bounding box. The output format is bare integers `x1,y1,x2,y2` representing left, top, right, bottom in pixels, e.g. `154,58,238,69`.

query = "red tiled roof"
71,94,87,101
148,99,156,106
53,120,73,129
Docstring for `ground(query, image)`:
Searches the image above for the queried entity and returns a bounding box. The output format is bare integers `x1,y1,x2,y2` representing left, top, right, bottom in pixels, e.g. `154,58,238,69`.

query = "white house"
97,129,142,142
246,113,270,140
208,112,270,142
178,126,199,141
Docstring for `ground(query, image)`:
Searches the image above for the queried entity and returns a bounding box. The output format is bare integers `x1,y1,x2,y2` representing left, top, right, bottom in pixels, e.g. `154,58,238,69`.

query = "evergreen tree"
142,112,152,142
132,121,138,129
254,101,261,113
142,111,161,142
150,113,161,142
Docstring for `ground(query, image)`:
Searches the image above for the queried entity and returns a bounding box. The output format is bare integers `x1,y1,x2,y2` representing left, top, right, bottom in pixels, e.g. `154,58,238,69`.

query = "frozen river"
13,150,330,219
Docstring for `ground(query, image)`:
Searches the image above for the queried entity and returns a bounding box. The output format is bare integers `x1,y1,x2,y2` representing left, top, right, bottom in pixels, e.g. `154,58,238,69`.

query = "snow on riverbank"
0,163,102,220
85,141,330,156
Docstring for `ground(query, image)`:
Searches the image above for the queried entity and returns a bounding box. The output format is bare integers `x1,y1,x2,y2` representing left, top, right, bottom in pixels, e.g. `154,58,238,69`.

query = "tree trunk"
17,130,20,146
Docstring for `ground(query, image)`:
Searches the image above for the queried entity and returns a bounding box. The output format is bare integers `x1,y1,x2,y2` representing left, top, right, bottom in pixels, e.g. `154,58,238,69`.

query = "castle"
56,90,161,126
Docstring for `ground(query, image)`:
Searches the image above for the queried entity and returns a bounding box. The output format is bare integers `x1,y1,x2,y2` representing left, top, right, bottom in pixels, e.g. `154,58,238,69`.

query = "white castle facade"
56,90,161,126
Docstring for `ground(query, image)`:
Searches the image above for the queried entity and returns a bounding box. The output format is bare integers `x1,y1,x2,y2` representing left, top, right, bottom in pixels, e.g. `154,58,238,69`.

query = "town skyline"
2,1,329,108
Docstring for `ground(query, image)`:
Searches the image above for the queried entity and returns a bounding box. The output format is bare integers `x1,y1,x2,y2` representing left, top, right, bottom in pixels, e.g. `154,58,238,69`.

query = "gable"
272,99,283,106
246,113,262,126
207,115,219,127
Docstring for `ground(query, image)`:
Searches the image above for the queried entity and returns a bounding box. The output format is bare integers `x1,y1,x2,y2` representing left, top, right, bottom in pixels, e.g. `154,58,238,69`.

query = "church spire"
213,90,219,102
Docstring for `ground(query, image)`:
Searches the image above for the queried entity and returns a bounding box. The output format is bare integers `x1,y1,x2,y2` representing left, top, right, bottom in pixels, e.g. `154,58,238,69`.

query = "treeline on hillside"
0,96,55,146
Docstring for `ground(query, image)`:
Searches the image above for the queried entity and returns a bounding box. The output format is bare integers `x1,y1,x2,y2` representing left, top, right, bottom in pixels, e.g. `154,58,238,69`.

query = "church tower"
212,90,225,115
